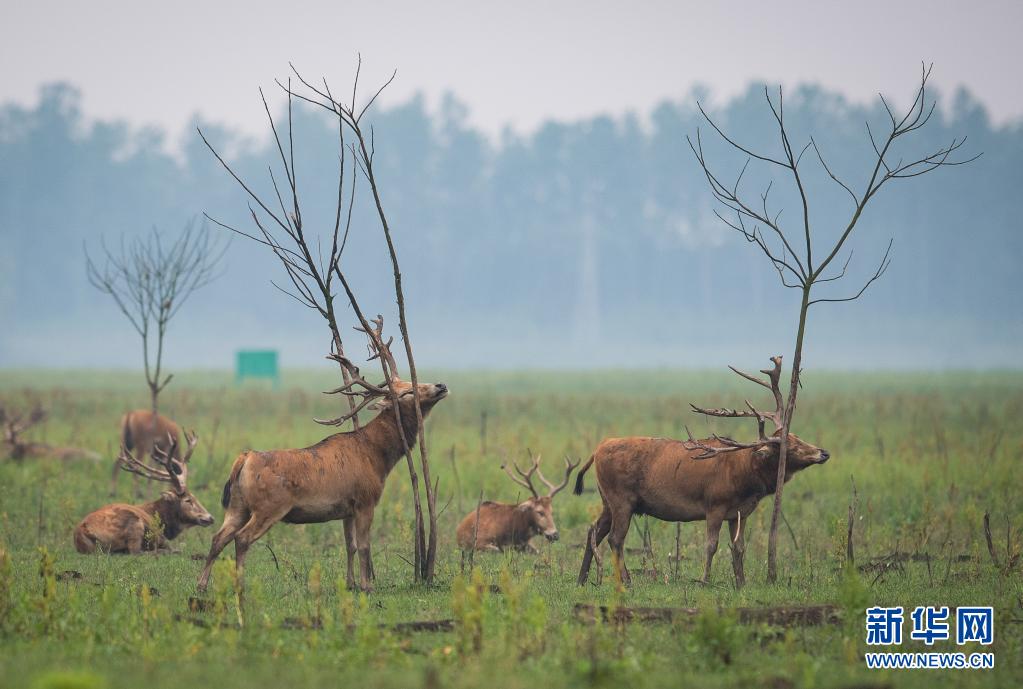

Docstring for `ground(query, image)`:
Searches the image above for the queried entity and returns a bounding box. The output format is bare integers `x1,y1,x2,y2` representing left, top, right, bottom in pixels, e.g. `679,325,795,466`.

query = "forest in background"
1,80,1019,369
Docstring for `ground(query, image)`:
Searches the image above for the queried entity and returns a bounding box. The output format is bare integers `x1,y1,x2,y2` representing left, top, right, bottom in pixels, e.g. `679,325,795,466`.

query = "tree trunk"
357,134,438,584
766,286,810,582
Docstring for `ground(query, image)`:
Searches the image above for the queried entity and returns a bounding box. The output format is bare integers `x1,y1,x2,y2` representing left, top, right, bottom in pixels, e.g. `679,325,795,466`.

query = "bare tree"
688,64,978,582
86,221,225,414
199,58,443,583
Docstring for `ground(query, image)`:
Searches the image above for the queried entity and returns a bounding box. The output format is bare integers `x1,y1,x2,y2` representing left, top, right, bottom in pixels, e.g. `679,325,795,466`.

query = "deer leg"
727,513,747,589
701,514,725,584
197,509,248,592
231,509,286,590
342,517,358,590
354,507,376,593
126,533,144,555
367,545,376,581
607,506,634,587
578,505,612,585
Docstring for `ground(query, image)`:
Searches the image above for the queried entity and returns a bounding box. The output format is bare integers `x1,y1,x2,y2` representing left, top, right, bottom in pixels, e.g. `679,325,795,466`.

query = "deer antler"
535,455,582,497
358,315,400,380
118,430,197,495
317,315,400,427
685,355,786,459
0,404,48,445
501,451,542,498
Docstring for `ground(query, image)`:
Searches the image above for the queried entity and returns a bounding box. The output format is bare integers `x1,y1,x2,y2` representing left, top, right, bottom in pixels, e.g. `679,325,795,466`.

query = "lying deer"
456,454,580,562
197,335,448,593
74,431,213,553
1,404,100,462
575,356,830,588
111,410,183,495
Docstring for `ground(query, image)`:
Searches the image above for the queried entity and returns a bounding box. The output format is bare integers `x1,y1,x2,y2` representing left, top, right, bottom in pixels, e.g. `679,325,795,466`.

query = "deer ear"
516,502,532,512
753,444,774,460
370,397,393,411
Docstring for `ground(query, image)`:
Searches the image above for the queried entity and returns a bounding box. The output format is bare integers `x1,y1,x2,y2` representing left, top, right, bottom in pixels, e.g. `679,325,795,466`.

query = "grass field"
0,368,1020,689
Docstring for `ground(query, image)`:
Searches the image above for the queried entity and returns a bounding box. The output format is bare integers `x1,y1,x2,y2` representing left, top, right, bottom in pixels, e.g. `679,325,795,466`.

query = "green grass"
1,368,1021,689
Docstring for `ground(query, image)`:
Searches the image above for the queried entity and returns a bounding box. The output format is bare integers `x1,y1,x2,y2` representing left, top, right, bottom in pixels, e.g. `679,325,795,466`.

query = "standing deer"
456,454,580,563
111,410,182,495
196,356,449,593
74,431,213,553
575,356,830,588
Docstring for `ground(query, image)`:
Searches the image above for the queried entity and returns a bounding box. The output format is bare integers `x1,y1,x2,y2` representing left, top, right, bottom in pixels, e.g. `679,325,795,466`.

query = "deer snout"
435,382,448,394
544,529,559,542
818,449,831,463
198,514,215,526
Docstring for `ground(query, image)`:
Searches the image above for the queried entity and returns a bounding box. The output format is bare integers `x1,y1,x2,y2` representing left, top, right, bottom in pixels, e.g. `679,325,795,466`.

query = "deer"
74,431,214,553
1,404,100,462
110,409,183,495
575,356,830,589
456,454,580,565
196,323,449,594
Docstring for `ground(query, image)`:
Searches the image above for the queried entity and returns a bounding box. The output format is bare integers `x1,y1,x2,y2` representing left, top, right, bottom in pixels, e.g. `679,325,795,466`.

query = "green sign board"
236,350,279,388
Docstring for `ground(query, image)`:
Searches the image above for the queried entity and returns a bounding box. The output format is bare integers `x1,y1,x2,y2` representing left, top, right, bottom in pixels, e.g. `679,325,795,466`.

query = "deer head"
0,404,47,455
502,453,581,541
118,430,213,525
316,315,448,426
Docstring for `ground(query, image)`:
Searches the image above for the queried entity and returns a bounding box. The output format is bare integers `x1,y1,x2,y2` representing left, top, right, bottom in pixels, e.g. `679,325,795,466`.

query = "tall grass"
0,369,1019,688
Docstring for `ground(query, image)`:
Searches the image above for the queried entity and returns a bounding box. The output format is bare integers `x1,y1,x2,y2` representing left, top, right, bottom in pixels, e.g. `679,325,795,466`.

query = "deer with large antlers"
197,319,448,594
74,431,214,553
574,356,830,588
456,454,580,561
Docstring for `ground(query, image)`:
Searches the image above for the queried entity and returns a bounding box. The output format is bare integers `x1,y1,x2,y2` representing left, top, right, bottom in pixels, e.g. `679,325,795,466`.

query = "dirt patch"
279,617,455,633
573,603,841,627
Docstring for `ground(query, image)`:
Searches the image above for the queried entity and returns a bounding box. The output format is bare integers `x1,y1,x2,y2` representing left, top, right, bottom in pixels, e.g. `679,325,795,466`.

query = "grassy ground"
0,368,1020,689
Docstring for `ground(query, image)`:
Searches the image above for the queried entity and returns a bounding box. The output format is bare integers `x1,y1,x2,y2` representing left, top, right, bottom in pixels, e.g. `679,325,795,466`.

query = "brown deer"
1,404,100,462
111,410,183,495
456,454,580,564
74,431,214,553
575,356,830,588
196,353,449,594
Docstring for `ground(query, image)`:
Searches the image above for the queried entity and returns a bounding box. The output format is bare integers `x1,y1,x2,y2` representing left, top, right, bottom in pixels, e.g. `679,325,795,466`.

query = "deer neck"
141,495,183,540
511,504,538,539
727,451,780,499
362,403,431,476
746,450,806,496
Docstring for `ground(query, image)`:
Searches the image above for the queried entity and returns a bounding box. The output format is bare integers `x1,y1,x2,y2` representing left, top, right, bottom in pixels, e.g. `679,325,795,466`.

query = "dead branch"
847,476,858,565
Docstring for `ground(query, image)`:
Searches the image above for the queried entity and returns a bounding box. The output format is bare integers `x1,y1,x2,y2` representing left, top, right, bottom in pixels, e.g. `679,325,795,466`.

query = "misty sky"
3,1,1020,144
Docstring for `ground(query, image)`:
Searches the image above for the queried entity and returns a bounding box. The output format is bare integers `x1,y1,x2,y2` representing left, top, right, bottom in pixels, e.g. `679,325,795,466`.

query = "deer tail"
573,454,595,495
120,413,132,451
221,453,249,509
73,523,96,554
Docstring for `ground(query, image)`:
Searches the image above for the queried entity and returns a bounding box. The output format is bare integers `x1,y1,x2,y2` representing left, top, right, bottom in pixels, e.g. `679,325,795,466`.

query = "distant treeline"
1,82,1019,369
